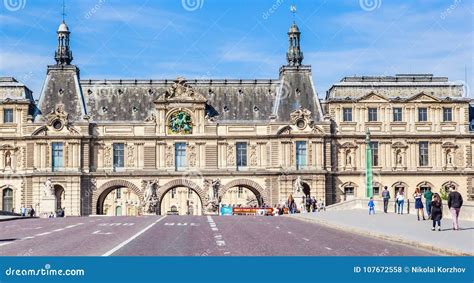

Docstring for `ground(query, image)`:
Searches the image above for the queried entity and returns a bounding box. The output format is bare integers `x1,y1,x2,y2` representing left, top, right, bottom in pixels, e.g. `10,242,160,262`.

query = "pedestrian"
368,197,375,215
413,188,425,221
424,187,433,219
20,205,26,217
447,186,463,231
431,193,442,231
28,206,35,217
319,199,325,211
396,189,405,214
311,197,317,212
381,186,390,213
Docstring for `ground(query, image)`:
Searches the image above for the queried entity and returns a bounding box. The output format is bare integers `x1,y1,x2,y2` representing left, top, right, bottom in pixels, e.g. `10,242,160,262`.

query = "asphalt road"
0,215,434,256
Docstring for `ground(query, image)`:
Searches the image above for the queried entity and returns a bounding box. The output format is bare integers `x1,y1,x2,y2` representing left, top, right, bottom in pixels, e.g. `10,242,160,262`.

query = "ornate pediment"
290,107,312,124
32,104,80,136
160,77,206,101
405,92,440,103
392,142,408,149
441,142,458,149
357,92,388,102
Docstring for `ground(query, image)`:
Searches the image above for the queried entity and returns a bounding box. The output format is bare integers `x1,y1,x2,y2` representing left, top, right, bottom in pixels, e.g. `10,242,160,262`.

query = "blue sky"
0,0,472,98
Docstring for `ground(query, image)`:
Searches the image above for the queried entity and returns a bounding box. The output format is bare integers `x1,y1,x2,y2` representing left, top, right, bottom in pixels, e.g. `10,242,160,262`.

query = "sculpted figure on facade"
226,145,235,166
4,151,11,168
127,145,135,167
188,145,196,167
103,145,112,167
142,180,158,214
249,144,257,166
165,145,173,167
42,178,55,197
293,176,304,195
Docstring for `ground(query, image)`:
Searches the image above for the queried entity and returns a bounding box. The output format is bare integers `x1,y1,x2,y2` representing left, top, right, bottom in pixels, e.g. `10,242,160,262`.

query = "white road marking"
302,238,309,242
0,242,13,247
164,223,175,226
35,232,51,236
211,228,218,231
102,216,167,256
190,223,200,226
325,247,332,250
288,231,292,234
92,230,112,235
224,251,231,255
214,235,222,239
53,228,64,232
216,240,226,247
21,236,35,240
276,226,280,229
176,223,188,226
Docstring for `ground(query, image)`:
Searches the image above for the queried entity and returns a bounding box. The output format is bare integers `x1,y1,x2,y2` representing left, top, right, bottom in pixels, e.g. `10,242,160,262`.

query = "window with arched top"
2,188,13,212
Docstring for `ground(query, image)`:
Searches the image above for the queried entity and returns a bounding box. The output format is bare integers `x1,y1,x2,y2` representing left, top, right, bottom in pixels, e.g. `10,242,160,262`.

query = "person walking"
368,197,375,215
424,187,433,219
381,186,390,213
430,193,442,231
28,206,35,217
413,188,425,221
447,186,463,231
20,205,26,217
396,189,405,214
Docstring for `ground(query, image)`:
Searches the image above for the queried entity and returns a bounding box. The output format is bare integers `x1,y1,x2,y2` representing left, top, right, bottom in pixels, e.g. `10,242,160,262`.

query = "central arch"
220,179,268,206
156,179,206,215
94,179,144,215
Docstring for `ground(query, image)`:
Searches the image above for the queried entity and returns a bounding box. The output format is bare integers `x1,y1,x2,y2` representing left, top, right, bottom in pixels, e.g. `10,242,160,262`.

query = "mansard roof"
326,74,467,101
78,74,323,123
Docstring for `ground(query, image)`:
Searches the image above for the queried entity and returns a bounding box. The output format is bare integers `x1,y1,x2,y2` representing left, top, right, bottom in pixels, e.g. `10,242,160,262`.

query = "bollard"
394,201,397,213
407,199,410,215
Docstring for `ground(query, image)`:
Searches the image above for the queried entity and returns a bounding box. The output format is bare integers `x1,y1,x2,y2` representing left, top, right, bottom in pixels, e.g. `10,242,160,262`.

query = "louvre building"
0,20,472,216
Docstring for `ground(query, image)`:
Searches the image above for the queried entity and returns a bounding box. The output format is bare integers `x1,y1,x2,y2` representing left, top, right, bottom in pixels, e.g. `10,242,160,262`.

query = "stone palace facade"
0,20,472,216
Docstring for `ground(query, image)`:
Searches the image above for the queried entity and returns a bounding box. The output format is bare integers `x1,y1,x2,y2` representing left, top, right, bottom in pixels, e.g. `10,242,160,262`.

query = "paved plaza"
294,210,474,255
0,215,435,256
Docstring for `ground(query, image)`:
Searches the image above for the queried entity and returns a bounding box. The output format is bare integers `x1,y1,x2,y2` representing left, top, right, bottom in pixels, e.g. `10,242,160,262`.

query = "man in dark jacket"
381,186,390,213
447,186,463,230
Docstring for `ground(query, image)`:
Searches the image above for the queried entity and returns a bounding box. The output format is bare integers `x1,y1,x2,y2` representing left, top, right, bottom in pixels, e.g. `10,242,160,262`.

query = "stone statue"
293,176,304,195
42,178,54,197
5,151,11,168
446,150,453,165
204,178,221,213
143,180,158,214
345,150,351,166
396,150,402,165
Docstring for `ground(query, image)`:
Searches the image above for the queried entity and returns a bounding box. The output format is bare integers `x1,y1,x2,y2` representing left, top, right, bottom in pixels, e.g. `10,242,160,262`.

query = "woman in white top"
396,189,405,214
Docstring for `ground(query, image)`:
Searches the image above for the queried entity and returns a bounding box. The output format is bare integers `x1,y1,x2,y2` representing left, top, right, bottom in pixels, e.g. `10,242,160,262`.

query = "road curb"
0,217,37,222
290,215,472,256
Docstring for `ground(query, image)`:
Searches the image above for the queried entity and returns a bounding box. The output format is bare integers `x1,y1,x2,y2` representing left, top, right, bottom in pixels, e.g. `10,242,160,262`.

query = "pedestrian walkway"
0,215,23,222
292,209,474,255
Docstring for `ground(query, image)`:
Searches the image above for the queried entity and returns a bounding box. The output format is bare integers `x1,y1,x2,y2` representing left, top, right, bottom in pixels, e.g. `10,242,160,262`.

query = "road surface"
0,215,434,256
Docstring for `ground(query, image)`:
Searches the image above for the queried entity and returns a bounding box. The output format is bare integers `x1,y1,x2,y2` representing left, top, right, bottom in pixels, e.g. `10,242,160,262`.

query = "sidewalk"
292,209,474,256
0,215,36,222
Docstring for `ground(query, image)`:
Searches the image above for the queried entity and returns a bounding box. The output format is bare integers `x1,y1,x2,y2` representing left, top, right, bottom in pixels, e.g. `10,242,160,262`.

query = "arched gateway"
220,179,268,206
94,180,144,215
156,179,206,215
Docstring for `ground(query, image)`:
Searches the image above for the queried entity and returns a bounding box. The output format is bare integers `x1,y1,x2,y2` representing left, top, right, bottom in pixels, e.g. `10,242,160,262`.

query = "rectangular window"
296,141,307,170
238,187,243,198
419,142,429,166
393,107,403,122
113,143,125,168
52,142,63,171
175,142,186,171
3,109,13,123
116,188,121,199
418,108,428,122
368,108,378,122
342,108,352,122
370,141,379,166
188,188,193,198
171,188,176,198
443,107,452,122
344,187,354,195
236,142,247,170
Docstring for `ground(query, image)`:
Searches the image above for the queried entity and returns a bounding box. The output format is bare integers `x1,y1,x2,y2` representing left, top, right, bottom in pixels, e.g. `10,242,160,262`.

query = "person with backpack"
424,187,433,219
